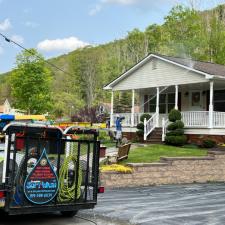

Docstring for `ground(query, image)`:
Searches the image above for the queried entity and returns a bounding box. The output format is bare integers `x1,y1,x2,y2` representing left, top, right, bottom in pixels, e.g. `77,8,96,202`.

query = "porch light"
185,92,189,96
202,91,206,95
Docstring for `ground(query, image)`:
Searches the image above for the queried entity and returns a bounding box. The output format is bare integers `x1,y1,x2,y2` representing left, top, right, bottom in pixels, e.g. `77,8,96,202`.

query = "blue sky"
0,0,225,73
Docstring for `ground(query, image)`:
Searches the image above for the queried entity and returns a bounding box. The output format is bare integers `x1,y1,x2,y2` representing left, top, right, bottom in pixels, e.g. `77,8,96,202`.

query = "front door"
190,91,203,111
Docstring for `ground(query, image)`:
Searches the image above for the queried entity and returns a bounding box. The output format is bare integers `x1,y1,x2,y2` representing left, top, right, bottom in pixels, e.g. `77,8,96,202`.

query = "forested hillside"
1,4,225,117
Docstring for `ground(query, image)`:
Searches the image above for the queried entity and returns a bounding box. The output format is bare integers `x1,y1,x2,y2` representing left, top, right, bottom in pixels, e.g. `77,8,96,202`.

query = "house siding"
112,59,208,91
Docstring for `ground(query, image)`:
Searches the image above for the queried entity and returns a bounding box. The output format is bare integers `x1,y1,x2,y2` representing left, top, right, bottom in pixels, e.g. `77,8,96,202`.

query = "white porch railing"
213,112,225,128
181,111,209,128
144,112,158,140
113,111,225,130
112,113,142,127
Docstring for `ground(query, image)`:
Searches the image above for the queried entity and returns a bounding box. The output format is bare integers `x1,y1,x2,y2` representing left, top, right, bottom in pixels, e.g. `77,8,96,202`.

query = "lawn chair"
106,143,131,164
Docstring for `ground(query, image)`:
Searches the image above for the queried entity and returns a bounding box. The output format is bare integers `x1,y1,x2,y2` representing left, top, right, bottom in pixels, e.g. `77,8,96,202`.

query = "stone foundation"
187,134,225,145
100,151,225,188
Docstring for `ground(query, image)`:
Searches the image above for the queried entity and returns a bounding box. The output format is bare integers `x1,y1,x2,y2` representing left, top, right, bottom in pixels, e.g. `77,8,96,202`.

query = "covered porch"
104,53,225,140
109,79,225,130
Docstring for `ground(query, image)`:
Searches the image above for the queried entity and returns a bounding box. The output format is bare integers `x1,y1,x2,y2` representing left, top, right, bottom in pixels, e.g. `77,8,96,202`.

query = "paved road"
2,183,225,224
90,183,225,225
0,212,122,225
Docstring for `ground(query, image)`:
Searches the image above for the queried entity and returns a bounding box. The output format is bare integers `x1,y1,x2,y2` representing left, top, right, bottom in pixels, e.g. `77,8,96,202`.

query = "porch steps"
145,128,163,144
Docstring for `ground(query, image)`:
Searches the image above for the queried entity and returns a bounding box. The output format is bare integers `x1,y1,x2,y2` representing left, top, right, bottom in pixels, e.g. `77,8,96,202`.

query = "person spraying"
115,115,125,147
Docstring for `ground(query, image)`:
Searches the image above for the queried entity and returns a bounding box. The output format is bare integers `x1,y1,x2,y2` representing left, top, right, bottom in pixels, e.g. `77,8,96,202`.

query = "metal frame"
1,124,100,215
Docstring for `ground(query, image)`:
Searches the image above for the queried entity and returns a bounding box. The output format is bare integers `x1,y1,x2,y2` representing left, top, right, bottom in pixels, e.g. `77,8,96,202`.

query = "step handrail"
144,112,158,140
162,117,169,141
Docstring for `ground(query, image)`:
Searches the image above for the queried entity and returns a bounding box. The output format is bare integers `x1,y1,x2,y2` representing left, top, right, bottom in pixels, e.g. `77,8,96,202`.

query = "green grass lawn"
121,144,208,164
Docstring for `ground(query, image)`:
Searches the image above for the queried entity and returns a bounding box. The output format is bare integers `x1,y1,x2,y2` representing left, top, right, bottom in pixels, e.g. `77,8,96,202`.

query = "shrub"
137,123,144,130
165,135,187,146
98,130,110,142
136,129,144,137
100,164,133,173
202,139,216,148
168,109,181,122
167,123,177,131
174,120,184,129
166,129,184,136
166,109,186,146
140,113,151,123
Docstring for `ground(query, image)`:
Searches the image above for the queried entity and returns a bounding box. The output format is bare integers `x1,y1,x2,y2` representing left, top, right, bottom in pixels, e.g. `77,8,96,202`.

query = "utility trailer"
0,123,102,216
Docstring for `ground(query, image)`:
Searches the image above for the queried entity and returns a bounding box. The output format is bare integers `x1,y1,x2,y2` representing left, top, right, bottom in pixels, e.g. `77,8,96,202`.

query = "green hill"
1,4,225,117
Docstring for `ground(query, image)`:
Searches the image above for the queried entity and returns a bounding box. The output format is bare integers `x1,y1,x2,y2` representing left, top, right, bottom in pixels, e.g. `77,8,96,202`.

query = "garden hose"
57,154,82,203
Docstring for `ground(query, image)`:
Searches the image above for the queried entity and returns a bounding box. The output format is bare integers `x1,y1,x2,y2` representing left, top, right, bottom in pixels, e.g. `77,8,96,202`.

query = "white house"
0,99,11,114
104,53,225,142
0,99,25,116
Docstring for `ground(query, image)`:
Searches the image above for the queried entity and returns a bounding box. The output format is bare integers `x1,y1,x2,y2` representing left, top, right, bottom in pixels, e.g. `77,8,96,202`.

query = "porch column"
110,91,114,127
209,81,214,128
175,85,179,110
156,87,159,127
131,89,135,127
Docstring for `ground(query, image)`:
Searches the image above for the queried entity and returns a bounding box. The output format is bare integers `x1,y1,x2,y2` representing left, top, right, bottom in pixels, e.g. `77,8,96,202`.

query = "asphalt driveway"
89,183,225,225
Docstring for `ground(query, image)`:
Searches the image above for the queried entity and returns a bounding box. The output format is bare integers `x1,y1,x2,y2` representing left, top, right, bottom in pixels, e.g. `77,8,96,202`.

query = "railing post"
175,85,178,110
162,117,165,142
144,118,147,141
110,91,114,127
131,89,135,127
208,81,214,128
156,87,159,127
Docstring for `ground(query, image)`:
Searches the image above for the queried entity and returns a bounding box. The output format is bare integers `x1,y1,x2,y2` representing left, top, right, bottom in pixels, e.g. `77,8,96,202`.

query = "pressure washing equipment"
0,123,101,216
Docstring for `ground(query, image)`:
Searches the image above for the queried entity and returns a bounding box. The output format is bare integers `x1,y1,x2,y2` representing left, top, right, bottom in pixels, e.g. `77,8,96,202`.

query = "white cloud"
89,4,102,16
37,37,90,52
24,21,39,28
0,18,12,31
11,35,24,44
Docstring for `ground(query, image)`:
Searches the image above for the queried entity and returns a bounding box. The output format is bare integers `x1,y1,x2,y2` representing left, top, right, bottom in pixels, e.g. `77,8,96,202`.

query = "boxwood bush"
165,109,186,146
168,109,181,122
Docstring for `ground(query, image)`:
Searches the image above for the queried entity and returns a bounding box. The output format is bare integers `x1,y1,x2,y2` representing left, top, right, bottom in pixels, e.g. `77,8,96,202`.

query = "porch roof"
104,54,225,91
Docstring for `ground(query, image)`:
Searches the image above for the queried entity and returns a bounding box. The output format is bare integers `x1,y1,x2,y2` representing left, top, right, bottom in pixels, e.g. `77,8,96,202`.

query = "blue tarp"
0,114,15,120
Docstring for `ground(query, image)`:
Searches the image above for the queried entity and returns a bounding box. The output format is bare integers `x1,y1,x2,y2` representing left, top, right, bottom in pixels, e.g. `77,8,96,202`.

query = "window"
214,90,225,112
144,93,175,113
168,93,175,113
159,94,166,114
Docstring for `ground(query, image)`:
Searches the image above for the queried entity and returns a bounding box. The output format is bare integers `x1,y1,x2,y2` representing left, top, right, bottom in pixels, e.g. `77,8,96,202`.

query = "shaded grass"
121,144,208,164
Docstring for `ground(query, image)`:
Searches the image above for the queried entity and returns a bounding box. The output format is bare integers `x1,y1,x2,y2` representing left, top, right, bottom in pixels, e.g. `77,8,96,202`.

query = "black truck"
0,123,102,216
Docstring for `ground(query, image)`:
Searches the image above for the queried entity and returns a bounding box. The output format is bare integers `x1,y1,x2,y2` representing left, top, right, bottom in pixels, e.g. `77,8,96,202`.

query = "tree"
10,49,52,114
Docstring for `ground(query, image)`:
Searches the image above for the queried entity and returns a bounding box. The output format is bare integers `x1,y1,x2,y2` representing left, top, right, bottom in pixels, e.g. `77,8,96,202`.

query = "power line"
0,32,73,76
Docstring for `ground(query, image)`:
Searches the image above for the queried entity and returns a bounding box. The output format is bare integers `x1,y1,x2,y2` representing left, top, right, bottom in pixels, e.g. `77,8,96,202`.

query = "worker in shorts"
115,114,124,147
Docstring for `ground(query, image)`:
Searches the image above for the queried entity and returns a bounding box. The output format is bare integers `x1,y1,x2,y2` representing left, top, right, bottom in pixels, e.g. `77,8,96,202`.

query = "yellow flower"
100,164,133,173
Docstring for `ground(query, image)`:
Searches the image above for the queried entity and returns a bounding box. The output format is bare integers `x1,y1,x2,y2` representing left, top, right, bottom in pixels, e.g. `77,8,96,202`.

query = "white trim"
209,81,214,128
184,128,225,135
175,85,178,110
2,135,8,184
156,87,159,127
110,91,114,127
104,54,219,90
131,89,135,127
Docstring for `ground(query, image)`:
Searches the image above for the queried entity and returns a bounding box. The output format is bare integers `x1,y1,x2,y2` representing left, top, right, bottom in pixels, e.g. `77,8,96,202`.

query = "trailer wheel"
61,210,78,217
